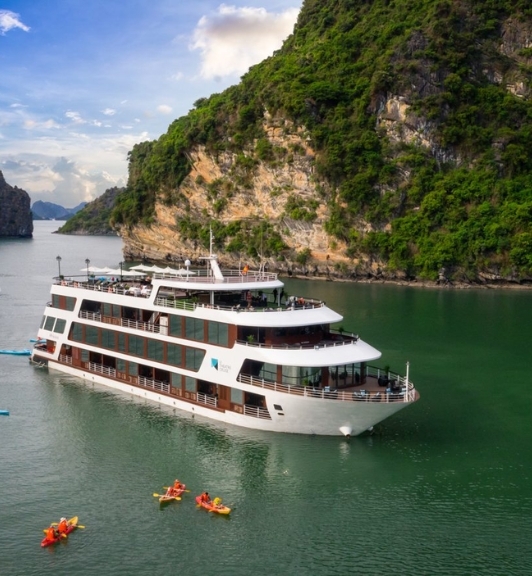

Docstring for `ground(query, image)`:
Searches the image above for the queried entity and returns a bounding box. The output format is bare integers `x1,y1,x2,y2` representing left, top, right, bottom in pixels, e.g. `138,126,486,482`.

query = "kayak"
0,349,31,355
159,485,186,504
195,496,231,515
41,516,79,547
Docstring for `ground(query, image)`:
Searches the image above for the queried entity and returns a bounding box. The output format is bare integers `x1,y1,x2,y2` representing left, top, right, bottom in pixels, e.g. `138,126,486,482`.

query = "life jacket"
46,527,56,540
58,520,68,533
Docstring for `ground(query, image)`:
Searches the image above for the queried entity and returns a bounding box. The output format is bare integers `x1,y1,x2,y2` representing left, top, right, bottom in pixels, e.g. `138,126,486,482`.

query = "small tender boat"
0,409,9,416
0,349,32,355
41,516,78,547
195,496,231,515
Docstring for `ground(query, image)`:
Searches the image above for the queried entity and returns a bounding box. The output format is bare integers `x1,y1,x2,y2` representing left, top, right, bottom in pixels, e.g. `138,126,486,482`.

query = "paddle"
51,522,85,529
153,493,181,500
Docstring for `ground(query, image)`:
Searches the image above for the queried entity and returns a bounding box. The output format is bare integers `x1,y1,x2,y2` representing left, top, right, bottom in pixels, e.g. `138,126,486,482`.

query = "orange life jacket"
58,520,68,533
46,527,56,540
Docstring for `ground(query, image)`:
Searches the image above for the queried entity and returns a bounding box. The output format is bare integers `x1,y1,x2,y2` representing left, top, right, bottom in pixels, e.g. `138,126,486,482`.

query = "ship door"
217,385,231,410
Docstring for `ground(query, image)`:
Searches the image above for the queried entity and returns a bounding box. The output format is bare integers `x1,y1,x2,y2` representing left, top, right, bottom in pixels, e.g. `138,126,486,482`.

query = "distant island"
0,170,33,237
32,200,87,221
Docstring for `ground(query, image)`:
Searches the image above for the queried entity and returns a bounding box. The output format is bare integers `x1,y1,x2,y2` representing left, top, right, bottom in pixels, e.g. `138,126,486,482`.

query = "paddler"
200,491,211,504
173,479,183,492
46,525,58,541
212,497,222,508
57,517,69,534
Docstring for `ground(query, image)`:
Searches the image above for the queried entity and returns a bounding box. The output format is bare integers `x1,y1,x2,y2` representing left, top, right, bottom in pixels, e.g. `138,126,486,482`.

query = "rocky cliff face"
0,171,33,238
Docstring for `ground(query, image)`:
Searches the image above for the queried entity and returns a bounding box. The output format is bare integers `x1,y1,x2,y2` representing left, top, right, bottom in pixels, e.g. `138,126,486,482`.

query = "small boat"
41,516,79,547
195,496,231,515
0,410,9,416
0,349,32,356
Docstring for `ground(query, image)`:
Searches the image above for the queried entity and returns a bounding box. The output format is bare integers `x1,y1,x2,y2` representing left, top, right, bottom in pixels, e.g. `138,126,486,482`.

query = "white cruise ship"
31,249,419,437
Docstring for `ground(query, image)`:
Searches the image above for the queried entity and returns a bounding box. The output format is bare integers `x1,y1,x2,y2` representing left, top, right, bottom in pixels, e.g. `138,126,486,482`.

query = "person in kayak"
212,497,222,508
45,525,58,541
199,491,211,504
57,518,69,534
172,479,183,492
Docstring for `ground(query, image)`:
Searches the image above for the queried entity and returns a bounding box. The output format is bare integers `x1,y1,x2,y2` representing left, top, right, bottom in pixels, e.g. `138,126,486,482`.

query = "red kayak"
41,516,78,547
195,496,231,515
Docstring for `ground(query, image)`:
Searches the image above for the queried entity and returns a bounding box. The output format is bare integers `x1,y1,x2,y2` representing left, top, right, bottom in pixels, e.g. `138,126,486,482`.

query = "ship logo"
211,358,219,370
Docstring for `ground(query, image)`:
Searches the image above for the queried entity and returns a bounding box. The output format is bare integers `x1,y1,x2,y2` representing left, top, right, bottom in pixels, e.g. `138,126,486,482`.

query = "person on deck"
57,517,69,534
200,491,211,504
242,264,249,275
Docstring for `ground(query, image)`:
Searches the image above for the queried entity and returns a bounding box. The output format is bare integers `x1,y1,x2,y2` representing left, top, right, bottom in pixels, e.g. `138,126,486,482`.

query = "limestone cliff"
0,171,33,238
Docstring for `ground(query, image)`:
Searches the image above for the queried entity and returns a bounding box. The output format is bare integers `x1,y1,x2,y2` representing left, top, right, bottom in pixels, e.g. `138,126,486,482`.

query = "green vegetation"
110,0,532,280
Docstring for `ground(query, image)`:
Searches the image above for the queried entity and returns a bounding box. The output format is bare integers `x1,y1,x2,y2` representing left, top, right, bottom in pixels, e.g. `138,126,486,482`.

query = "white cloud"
191,4,298,79
157,104,173,114
0,10,30,34
65,111,86,125
103,108,116,116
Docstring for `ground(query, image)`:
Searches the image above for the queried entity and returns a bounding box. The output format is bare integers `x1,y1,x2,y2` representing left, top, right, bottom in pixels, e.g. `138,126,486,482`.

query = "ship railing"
79,310,161,334
58,354,73,365
155,296,324,313
138,375,170,394
243,405,272,419
89,362,116,378
236,335,359,350
151,270,278,283
238,373,415,403
196,392,218,408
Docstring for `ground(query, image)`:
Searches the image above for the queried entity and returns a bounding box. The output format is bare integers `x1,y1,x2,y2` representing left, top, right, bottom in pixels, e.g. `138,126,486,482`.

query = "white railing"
79,310,160,334
59,354,73,365
243,405,272,419
138,376,170,394
197,392,218,408
89,362,116,378
238,373,415,404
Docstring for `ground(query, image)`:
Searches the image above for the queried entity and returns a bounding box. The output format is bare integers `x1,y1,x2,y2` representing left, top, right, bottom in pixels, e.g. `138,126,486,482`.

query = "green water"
1,222,531,575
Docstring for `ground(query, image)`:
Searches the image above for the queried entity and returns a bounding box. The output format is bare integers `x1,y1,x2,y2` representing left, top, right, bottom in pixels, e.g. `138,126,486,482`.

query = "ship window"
185,317,204,341
103,303,112,317
40,316,47,329
147,339,164,361
185,376,196,392
52,294,60,308
274,404,283,411
65,297,76,311
231,388,243,404
112,305,121,318
53,319,66,334
185,347,205,371
101,329,116,349
128,362,138,376
208,321,229,346
167,343,182,366
128,335,144,356
81,349,89,362
169,315,182,337
259,362,277,381
116,358,126,372
44,316,55,331
171,373,181,387
118,333,126,352
71,322,83,341
84,325,98,345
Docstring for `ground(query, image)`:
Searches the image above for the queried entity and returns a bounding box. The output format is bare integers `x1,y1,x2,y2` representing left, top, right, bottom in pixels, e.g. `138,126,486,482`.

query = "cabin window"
44,316,55,331
128,335,144,356
169,314,182,337
85,325,98,345
118,333,126,352
53,319,66,334
103,303,112,317
81,349,89,362
231,388,243,404
128,362,138,376
52,294,60,308
171,373,181,387
185,317,204,341
101,329,116,349
259,362,277,382
147,339,164,361
71,322,83,341
116,358,126,373
185,376,196,392
185,347,205,371
208,321,229,346
65,297,76,311
167,343,182,366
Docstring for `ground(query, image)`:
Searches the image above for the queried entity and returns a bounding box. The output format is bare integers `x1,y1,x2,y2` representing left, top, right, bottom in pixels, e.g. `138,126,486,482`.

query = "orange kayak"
195,496,231,515
159,485,186,504
41,516,78,547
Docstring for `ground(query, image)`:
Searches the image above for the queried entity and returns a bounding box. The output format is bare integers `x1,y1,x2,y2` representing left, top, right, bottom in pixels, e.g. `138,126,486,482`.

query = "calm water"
1,221,531,576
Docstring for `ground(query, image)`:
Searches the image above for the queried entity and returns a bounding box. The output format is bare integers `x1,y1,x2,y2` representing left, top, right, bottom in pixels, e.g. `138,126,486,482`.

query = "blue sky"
0,1,302,207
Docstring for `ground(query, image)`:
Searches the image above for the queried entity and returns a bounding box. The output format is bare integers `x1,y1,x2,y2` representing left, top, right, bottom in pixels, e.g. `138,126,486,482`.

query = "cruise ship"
31,248,419,437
